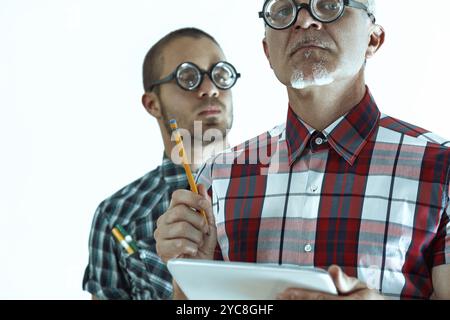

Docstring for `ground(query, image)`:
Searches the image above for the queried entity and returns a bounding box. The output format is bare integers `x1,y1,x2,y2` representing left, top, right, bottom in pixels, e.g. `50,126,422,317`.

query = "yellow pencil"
169,119,208,225
112,227,135,255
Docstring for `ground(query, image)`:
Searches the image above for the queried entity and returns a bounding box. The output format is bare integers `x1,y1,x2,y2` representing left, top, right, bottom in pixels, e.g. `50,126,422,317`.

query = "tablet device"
167,258,337,300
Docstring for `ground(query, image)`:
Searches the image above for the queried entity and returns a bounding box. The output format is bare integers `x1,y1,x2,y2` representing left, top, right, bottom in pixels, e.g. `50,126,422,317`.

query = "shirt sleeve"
431,172,450,267
195,158,213,190
196,158,224,261
82,204,131,299
195,157,217,208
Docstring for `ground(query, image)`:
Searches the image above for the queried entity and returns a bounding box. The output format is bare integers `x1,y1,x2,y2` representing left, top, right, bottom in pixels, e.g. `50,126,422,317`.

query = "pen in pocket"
112,225,139,254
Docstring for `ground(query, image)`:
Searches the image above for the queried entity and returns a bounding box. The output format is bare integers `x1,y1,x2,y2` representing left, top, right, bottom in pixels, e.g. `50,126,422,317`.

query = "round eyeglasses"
259,0,376,30
147,61,241,92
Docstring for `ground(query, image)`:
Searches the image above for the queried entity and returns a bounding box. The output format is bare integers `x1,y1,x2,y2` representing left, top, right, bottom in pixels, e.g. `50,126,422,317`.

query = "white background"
1,0,449,299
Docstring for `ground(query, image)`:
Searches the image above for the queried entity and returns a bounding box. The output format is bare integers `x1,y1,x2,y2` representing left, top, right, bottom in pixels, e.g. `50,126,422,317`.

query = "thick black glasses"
147,61,241,92
259,0,376,30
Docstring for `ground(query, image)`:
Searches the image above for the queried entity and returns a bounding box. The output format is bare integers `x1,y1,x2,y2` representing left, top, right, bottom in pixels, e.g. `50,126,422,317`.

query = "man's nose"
197,76,219,98
293,7,323,30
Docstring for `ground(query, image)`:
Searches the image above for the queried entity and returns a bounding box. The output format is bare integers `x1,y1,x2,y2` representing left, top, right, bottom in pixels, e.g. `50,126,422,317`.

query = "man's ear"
142,92,163,119
262,38,273,69
366,24,385,59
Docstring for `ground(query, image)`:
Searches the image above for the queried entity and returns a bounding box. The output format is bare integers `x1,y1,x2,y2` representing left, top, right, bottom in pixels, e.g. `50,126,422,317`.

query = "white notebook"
167,258,337,300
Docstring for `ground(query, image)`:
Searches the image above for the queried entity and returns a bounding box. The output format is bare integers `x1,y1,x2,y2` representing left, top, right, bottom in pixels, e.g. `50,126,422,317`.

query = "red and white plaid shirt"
196,87,450,299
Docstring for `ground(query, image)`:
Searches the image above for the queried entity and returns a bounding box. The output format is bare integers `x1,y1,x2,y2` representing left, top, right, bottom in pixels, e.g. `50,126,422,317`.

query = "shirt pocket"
121,244,173,300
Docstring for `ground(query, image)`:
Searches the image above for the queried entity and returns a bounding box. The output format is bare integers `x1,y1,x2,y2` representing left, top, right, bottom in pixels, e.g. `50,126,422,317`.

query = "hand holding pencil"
153,120,217,264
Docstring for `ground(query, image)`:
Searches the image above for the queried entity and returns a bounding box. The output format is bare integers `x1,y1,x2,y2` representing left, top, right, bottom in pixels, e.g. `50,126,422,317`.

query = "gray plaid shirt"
83,156,188,299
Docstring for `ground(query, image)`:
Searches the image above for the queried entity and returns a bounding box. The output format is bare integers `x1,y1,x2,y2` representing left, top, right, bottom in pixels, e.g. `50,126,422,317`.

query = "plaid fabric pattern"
197,88,450,299
83,156,187,299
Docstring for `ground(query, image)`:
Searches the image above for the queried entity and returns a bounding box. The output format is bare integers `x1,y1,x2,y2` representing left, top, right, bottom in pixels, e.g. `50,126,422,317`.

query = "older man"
155,1,450,299
83,27,239,299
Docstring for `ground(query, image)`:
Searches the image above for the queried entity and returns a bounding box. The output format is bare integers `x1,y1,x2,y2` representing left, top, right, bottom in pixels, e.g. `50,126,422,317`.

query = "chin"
205,120,230,136
200,114,224,125
290,60,337,88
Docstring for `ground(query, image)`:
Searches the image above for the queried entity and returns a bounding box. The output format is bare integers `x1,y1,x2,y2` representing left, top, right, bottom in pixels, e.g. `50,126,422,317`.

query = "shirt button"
304,244,313,252
310,185,318,193
315,137,324,145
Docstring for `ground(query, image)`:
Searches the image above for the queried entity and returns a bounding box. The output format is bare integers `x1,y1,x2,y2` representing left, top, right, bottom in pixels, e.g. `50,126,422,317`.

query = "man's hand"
154,184,217,263
277,265,384,300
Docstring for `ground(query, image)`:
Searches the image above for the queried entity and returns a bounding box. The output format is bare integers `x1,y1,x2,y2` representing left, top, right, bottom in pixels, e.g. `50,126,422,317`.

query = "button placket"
301,149,325,258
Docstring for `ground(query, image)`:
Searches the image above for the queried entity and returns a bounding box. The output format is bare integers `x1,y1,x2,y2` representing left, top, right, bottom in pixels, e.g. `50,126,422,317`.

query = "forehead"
161,36,225,73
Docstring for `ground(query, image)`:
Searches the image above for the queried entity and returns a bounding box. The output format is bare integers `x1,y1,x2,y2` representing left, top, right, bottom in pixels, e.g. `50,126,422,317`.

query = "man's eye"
320,2,340,12
273,6,292,18
278,7,292,17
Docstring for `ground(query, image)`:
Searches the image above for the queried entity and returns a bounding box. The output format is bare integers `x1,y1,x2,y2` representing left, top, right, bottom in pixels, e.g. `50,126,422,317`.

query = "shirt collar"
285,87,380,166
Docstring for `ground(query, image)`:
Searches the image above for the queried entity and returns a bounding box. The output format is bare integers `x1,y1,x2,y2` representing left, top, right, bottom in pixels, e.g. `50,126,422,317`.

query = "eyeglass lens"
177,63,238,91
263,0,346,29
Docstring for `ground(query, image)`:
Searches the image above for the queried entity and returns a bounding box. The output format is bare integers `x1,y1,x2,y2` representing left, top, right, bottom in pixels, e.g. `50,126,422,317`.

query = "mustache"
287,36,331,56
196,98,226,110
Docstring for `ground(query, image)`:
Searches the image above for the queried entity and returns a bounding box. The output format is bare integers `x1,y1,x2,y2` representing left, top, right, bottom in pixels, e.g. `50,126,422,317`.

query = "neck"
161,127,229,172
287,71,366,131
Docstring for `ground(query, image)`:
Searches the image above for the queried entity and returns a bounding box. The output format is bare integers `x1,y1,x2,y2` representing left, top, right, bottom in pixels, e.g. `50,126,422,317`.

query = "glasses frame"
147,61,241,92
259,0,376,30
